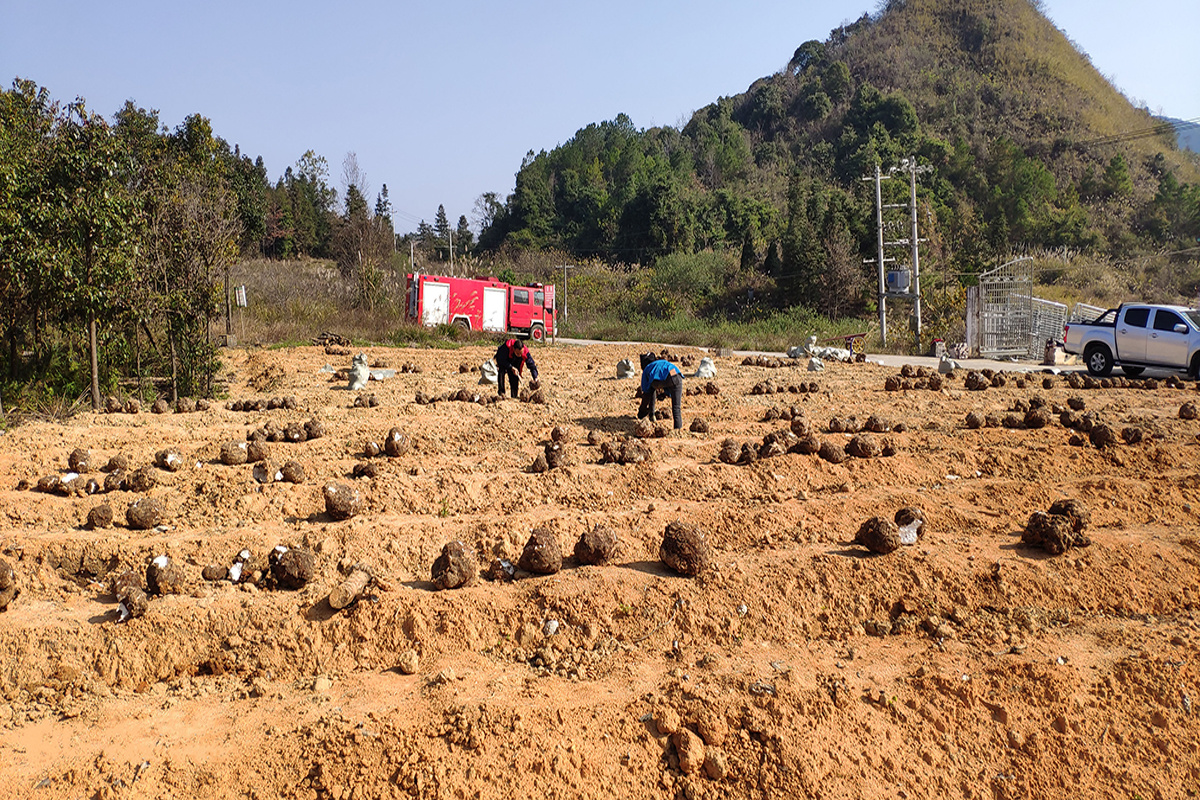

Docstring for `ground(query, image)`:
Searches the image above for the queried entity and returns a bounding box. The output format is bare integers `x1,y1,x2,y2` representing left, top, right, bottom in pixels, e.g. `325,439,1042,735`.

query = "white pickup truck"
1062,303,1200,377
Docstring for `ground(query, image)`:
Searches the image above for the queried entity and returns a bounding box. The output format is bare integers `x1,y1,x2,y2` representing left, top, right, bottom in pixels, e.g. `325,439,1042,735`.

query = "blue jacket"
641,360,681,393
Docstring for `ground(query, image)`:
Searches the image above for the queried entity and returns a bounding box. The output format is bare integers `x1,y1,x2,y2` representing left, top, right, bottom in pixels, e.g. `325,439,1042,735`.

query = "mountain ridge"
477,0,1199,311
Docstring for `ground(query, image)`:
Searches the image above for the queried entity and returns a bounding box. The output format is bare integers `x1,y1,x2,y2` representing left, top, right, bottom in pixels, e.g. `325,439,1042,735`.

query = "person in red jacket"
495,338,539,398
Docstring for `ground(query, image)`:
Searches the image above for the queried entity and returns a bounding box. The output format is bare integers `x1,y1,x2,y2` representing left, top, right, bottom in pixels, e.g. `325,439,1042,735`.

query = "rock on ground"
574,525,620,565
854,517,901,554
519,527,562,575
432,541,478,590
323,482,364,520
659,521,710,576
126,497,163,530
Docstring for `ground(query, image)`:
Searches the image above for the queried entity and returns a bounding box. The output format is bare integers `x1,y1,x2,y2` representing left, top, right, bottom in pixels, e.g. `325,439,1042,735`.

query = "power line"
1074,116,1200,149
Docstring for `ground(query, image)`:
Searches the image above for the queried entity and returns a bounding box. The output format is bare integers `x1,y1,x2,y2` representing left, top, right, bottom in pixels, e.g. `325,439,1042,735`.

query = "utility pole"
449,231,455,276
559,264,576,323
870,164,887,345
909,161,923,341
862,157,931,350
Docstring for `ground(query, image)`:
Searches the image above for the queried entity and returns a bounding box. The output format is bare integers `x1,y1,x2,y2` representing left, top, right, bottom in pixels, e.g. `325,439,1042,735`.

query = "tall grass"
584,307,870,352
228,258,410,345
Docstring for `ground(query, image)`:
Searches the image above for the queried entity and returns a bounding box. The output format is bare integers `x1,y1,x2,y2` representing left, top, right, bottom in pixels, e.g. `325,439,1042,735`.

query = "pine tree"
374,184,392,223
455,215,474,253
434,205,451,260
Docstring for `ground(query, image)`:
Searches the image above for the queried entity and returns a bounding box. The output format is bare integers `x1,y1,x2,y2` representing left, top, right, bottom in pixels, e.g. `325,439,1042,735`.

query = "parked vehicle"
1062,303,1200,377
404,273,557,341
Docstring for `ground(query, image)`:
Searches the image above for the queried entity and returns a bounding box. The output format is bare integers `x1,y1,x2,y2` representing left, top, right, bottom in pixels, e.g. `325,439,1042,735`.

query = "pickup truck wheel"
1121,366,1145,378
1084,344,1113,377
1190,353,1200,380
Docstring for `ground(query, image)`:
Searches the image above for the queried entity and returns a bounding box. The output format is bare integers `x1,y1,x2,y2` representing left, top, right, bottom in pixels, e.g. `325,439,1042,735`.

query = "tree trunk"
135,323,144,401
89,314,101,410
169,329,179,403
225,267,233,335
6,325,16,381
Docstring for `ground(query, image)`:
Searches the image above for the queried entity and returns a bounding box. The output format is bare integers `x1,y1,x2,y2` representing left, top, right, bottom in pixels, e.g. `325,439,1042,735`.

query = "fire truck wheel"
530,324,545,342
453,318,470,331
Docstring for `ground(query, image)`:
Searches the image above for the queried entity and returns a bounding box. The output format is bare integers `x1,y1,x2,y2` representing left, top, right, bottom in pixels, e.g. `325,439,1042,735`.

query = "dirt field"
0,342,1197,800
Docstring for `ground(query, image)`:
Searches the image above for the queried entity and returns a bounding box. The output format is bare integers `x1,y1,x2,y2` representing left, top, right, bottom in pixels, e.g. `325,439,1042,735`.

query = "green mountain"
477,0,1199,312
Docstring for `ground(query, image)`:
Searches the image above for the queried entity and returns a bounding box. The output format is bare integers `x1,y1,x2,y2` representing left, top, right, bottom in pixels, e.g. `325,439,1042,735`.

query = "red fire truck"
404,272,557,341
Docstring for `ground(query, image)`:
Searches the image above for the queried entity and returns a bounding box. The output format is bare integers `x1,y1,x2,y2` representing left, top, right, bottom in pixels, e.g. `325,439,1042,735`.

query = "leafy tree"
984,138,1057,245
219,146,268,256
788,40,827,74
345,184,368,219
286,150,336,257
140,114,240,398
821,61,853,104
0,80,58,390
508,152,555,247
48,101,141,409
332,159,391,308
749,82,786,131
779,173,821,305
615,170,689,263
797,88,833,122
646,251,734,317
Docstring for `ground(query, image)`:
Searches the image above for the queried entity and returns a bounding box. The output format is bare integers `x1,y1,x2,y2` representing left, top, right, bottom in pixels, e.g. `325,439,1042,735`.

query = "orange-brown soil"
0,344,1197,800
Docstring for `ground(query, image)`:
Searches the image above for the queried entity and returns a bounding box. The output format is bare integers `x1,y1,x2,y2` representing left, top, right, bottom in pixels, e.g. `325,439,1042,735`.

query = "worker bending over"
496,338,539,398
637,352,683,429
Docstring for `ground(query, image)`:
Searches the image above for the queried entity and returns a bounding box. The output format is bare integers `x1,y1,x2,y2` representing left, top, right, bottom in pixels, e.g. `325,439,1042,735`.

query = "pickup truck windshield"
1186,310,1200,329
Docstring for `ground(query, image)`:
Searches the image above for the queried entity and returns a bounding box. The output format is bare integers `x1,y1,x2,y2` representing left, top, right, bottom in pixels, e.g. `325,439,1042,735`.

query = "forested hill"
476,0,1199,308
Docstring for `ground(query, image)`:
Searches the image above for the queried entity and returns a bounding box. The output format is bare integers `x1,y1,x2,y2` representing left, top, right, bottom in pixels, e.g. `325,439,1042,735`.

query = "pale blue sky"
2,1,1196,234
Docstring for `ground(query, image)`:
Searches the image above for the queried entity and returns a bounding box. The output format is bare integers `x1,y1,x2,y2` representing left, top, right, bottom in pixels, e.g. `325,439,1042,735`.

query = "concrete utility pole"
908,161,923,340
559,264,577,322
869,164,888,344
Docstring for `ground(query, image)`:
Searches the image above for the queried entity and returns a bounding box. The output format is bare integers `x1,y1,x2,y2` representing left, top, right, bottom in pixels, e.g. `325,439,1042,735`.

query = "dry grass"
0,388,89,429
228,258,409,345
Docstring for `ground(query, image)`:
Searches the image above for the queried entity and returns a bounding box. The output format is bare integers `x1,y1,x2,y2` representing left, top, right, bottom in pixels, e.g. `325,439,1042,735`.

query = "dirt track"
0,342,1197,800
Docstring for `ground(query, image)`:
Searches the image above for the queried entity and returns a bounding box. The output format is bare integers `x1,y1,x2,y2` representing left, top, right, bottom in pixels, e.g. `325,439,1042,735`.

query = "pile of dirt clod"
0,343,1197,800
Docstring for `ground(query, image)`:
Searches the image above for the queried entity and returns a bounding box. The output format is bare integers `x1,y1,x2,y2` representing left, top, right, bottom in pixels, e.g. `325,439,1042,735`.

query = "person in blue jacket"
637,351,683,429
496,338,539,398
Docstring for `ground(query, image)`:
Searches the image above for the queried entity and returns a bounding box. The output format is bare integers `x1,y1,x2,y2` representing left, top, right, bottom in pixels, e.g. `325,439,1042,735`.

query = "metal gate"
976,257,1067,360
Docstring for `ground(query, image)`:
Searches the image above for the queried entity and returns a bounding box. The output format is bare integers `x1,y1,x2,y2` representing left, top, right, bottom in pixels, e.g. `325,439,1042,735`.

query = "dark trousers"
638,373,683,429
498,367,521,398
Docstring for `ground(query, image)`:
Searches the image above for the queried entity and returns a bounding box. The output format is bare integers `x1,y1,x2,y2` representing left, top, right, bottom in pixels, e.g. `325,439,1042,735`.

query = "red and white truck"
404,272,557,341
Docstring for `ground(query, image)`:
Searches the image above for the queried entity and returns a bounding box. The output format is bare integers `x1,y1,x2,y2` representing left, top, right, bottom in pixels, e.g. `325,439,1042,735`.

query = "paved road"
553,336,1080,374
552,337,1198,379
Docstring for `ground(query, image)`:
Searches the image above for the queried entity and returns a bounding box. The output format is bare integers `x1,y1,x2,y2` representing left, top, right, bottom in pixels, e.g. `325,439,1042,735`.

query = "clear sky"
2,0,1196,234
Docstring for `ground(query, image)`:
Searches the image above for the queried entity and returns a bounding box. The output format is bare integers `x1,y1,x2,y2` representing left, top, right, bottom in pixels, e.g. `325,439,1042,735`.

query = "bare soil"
1,343,1198,800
